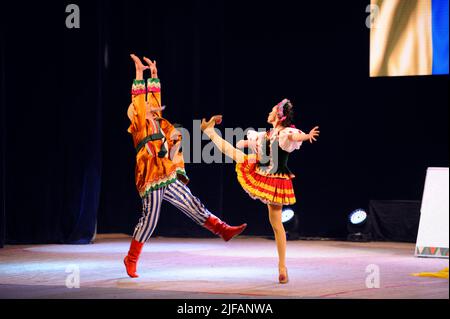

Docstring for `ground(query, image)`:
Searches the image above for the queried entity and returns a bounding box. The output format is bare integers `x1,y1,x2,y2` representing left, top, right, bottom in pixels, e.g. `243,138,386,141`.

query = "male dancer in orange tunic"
124,54,247,278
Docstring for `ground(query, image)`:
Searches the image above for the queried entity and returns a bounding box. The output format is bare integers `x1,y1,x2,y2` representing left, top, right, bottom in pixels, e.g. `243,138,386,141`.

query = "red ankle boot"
203,215,247,242
124,239,144,278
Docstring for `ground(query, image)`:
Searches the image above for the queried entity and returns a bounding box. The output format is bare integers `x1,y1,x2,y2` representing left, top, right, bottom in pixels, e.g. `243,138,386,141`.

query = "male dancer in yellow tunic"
124,54,247,278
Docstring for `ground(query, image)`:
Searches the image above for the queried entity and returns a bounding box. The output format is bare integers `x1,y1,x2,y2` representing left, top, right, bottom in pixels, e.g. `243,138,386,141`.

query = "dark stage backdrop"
1,6,4,247
0,0,448,245
1,1,103,244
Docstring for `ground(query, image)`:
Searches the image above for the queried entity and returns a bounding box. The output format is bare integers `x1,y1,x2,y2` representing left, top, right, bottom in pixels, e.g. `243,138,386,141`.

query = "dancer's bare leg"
268,203,288,283
201,116,246,163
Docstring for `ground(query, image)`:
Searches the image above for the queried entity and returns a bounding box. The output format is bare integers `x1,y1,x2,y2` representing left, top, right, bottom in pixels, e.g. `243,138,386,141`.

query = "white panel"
415,168,449,257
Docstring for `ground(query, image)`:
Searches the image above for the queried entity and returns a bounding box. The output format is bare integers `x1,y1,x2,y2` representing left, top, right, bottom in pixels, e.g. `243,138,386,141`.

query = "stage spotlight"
347,208,372,242
282,208,295,223
282,208,300,240
349,209,367,225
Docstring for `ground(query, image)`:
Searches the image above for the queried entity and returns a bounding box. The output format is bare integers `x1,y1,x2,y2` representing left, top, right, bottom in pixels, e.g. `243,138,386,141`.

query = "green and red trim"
132,79,146,95
139,172,178,198
147,78,161,93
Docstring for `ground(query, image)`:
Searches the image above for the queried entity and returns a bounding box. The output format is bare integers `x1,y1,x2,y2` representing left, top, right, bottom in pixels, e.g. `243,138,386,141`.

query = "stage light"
282,208,295,223
347,208,372,242
282,208,299,240
349,209,367,225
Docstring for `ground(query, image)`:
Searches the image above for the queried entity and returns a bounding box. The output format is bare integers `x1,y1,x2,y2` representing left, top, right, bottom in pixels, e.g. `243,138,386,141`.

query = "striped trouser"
133,179,211,243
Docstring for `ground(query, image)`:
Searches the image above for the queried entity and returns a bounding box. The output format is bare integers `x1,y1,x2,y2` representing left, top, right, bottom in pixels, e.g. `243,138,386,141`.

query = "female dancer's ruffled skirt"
236,155,296,206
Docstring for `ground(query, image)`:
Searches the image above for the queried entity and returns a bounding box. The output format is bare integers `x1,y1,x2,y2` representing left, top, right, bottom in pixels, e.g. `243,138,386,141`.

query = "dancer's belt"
136,123,183,157
136,133,165,154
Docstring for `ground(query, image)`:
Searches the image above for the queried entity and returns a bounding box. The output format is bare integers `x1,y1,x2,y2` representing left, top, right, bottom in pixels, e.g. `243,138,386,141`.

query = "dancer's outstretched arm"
201,116,246,163
289,126,320,144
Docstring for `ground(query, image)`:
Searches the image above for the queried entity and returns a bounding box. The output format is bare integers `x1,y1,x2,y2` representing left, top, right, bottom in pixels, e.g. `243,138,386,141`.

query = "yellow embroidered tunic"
128,79,188,198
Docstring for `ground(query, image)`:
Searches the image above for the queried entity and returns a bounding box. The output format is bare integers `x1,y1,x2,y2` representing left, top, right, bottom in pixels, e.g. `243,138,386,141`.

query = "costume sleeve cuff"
131,79,146,95
147,78,161,93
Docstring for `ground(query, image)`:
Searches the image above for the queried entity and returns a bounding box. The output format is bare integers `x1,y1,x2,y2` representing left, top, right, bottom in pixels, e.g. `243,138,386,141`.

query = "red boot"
124,239,144,278
203,215,247,242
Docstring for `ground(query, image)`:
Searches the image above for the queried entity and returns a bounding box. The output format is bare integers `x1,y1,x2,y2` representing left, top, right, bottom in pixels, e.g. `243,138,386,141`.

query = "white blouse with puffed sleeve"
278,128,304,153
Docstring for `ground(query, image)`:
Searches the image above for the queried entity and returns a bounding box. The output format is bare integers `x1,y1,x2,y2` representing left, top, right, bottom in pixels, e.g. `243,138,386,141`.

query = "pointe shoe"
200,115,223,132
279,267,289,284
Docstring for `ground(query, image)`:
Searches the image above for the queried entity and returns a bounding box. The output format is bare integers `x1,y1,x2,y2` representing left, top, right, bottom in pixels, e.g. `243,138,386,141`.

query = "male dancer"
124,54,247,278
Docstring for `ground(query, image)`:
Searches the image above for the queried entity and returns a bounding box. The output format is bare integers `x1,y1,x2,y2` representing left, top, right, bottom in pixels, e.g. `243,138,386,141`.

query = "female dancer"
201,100,320,283
124,54,247,278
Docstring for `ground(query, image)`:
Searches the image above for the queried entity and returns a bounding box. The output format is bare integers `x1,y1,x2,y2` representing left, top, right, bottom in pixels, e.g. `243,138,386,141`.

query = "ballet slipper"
279,266,289,284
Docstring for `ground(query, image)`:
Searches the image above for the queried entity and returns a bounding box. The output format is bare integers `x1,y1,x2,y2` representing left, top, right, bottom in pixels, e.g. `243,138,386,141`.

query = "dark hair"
280,100,295,127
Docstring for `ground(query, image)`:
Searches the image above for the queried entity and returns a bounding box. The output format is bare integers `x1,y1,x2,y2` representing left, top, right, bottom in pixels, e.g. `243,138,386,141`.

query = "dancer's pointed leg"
201,116,246,163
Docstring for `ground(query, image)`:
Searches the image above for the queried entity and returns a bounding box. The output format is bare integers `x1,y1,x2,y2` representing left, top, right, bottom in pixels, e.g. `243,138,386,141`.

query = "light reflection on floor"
0,236,448,299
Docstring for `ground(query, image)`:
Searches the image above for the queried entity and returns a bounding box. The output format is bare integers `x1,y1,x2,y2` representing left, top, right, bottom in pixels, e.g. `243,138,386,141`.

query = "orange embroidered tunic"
128,79,188,198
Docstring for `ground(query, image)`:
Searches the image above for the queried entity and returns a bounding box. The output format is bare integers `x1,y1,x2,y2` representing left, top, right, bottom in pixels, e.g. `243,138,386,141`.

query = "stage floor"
0,235,448,299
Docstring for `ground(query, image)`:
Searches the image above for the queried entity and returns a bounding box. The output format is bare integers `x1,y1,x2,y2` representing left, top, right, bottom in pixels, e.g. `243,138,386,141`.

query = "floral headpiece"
276,99,290,122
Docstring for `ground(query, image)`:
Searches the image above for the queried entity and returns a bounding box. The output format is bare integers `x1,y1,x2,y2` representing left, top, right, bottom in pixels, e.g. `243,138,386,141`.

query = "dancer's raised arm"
129,54,149,131
143,57,158,79
131,53,149,80
143,57,164,118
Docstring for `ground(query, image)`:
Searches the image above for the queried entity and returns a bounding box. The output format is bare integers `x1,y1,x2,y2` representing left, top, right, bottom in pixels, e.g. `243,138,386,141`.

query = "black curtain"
96,0,449,239
1,1,102,244
369,200,421,243
1,0,448,245
0,4,4,247
96,0,227,238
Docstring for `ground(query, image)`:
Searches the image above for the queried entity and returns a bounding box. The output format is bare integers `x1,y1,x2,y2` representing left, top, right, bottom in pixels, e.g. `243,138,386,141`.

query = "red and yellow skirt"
236,155,296,206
